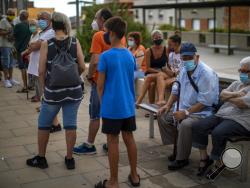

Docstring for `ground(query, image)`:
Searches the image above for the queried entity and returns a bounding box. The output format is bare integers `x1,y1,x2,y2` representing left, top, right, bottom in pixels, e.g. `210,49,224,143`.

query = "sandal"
197,157,213,176
128,174,140,187
16,88,28,93
95,179,108,188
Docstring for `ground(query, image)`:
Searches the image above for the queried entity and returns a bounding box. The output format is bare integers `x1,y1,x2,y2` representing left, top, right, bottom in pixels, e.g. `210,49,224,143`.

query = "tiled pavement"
1,55,250,188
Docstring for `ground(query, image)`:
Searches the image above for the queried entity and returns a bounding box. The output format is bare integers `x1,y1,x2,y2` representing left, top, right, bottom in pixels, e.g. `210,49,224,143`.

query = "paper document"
138,103,159,113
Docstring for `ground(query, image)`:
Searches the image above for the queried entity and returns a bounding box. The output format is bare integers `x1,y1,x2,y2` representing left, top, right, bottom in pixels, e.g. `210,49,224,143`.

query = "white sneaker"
10,79,20,86
4,80,12,88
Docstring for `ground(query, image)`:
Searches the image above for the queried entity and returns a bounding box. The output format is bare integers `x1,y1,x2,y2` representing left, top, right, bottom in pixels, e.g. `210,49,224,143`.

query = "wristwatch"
184,110,190,117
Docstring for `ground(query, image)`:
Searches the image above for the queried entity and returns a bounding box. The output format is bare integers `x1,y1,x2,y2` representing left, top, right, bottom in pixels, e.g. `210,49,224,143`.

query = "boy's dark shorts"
102,116,136,135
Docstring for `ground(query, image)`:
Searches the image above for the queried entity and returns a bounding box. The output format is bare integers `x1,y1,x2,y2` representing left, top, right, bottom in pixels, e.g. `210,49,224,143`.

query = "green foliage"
158,24,175,31
77,3,151,62
208,28,250,34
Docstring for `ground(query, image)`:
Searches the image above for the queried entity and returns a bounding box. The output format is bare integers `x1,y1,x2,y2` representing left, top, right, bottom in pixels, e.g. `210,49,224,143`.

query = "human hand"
157,105,170,115
173,110,186,121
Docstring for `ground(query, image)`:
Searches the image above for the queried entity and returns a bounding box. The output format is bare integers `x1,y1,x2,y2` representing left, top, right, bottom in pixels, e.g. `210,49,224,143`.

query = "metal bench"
208,44,237,55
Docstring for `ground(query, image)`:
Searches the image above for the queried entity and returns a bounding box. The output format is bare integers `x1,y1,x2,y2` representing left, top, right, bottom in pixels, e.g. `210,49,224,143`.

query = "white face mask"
91,20,99,31
128,40,135,47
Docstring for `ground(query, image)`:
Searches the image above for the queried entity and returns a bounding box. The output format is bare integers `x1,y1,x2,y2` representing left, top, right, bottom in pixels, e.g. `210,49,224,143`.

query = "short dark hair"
128,32,141,46
104,16,127,39
169,34,181,45
99,8,113,22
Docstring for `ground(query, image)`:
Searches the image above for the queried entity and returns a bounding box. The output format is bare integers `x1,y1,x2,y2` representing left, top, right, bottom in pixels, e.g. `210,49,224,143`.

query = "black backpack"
49,37,81,87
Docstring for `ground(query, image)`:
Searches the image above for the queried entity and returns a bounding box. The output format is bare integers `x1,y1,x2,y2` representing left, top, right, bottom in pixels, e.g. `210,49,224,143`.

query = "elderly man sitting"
157,43,219,170
192,56,250,180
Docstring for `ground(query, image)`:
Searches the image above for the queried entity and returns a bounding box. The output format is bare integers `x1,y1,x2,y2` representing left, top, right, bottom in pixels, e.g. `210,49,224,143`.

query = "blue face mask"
38,20,48,30
240,73,250,85
29,25,36,33
183,59,196,72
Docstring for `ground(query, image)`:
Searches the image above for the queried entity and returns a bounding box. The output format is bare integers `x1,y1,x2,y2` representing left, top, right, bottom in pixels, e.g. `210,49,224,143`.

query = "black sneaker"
168,154,176,162
168,159,189,170
26,155,48,169
50,124,62,133
103,143,108,152
65,157,75,170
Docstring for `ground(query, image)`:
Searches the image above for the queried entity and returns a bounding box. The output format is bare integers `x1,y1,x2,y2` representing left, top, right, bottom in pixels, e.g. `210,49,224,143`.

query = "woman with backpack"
26,12,85,170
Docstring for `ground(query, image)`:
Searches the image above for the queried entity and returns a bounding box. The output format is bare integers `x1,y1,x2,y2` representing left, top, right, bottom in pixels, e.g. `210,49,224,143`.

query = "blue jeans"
89,84,100,120
38,100,81,130
0,47,15,69
192,115,250,160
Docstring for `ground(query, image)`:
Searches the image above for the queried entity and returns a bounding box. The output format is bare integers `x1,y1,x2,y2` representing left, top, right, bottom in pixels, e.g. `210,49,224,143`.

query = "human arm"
29,40,42,51
38,41,48,94
76,39,85,75
158,94,178,115
97,72,105,103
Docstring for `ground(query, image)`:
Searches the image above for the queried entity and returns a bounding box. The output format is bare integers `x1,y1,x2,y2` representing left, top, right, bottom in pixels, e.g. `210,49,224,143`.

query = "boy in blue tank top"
95,17,140,188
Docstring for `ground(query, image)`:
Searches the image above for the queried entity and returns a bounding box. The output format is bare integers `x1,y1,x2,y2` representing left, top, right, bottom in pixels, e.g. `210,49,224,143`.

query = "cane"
171,80,181,160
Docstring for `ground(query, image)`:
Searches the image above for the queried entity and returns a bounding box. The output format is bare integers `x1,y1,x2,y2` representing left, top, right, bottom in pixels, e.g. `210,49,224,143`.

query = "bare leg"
3,69,9,80
87,119,100,144
106,134,119,188
9,68,13,80
65,130,76,159
148,81,156,104
199,149,209,167
122,131,139,183
38,130,50,157
156,72,169,105
21,69,27,89
52,116,60,126
136,76,154,104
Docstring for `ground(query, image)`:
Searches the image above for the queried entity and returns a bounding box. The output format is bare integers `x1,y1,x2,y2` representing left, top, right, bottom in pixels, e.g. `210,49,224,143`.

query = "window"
148,10,153,19
135,9,139,19
180,19,185,28
208,19,215,30
159,10,164,20
169,16,173,25
192,19,200,31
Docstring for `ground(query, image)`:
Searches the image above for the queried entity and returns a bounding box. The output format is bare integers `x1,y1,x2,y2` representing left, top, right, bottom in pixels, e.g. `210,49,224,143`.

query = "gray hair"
240,56,250,69
19,10,29,21
38,11,52,20
52,12,71,35
151,30,163,38
29,19,38,26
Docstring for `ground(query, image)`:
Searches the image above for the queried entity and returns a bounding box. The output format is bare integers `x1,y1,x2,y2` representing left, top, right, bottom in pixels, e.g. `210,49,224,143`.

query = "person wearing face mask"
136,30,168,105
22,19,41,102
73,8,126,155
191,56,250,179
0,9,19,88
14,10,32,93
28,12,61,133
157,43,219,171
127,32,146,80
156,34,183,106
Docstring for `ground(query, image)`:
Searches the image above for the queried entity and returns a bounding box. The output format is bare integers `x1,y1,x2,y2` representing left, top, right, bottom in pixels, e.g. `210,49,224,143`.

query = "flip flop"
95,179,108,188
128,174,140,187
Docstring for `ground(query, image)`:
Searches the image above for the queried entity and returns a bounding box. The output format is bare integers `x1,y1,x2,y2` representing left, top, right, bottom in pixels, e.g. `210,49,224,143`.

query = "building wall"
224,6,250,31
28,8,54,20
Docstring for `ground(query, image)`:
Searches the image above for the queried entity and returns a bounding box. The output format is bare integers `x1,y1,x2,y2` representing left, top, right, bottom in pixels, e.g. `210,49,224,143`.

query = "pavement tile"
83,165,149,185
0,167,49,184
21,174,92,188
0,145,30,158
0,130,14,139
45,157,105,178
163,172,199,188
0,158,9,172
